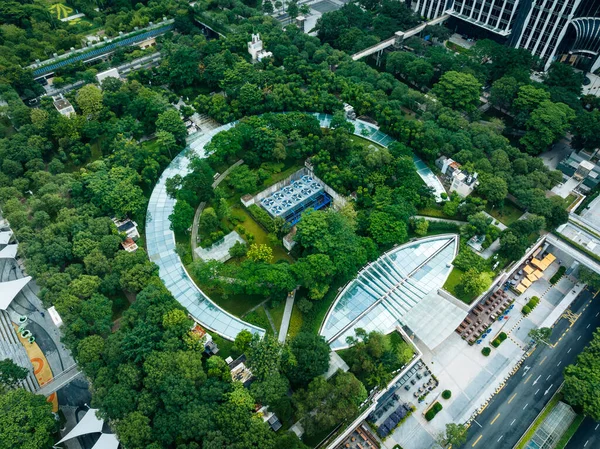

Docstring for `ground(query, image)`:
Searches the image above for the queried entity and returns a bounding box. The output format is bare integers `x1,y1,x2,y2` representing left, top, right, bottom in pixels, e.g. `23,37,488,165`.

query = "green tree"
169,201,195,234
115,411,153,449
292,254,336,300
579,266,600,292
413,218,429,236
247,243,273,263
0,389,56,449
250,373,290,405
460,268,492,297
294,372,367,436
246,334,284,381
528,327,552,345
76,84,103,118
369,211,408,246
478,175,508,206
286,332,330,387
440,423,468,447
521,101,575,155
156,130,179,159
563,330,600,420
199,207,220,234
432,71,482,112
156,109,187,145
233,329,253,354
0,359,28,391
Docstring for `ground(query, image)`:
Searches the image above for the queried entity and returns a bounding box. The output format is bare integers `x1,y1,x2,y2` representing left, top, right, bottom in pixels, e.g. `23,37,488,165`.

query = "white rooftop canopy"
0,277,31,310
57,409,104,444
0,244,18,259
0,231,13,245
91,433,120,449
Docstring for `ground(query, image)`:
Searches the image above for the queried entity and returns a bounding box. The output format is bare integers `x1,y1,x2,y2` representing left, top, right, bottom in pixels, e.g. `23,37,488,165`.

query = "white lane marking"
523,403,529,410
557,361,562,367
535,389,540,395
596,313,599,317
578,336,582,341
497,435,503,442
545,384,554,395
533,375,541,385
587,324,591,329
584,440,589,447
595,424,599,431
546,375,552,380
568,348,572,353
511,419,516,426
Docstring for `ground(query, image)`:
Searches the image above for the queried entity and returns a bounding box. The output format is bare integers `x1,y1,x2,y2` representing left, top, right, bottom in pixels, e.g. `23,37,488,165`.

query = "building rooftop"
320,235,466,350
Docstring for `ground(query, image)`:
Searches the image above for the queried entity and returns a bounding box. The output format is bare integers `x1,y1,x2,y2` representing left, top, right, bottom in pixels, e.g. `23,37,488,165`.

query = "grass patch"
269,300,286,333
484,200,523,226
417,204,452,219
515,393,562,449
232,205,293,263
287,302,304,340
555,414,584,449
349,134,385,150
48,1,73,19
211,334,238,360
443,267,477,304
243,306,273,335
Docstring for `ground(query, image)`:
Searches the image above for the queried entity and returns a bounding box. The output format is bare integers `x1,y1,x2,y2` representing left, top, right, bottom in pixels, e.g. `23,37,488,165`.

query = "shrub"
529,296,540,306
550,266,566,284
442,390,452,400
425,402,443,421
433,402,443,412
498,332,507,341
425,409,436,421
247,204,276,232
491,338,500,348
522,305,532,315
481,347,491,356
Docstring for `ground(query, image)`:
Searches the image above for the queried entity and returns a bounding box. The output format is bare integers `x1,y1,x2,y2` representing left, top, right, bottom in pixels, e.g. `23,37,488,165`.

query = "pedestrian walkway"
278,290,296,343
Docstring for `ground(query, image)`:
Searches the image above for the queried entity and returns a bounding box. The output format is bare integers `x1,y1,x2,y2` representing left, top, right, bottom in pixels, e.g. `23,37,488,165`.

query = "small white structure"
450,171,479,198
96,68,120,85
112,217,140,240
57,408,120,449
47,306,64,327
248,33,273,62
0,277,32,310
344,103,356,120
53,95,76,117
0,244,18,259
0,231,13,245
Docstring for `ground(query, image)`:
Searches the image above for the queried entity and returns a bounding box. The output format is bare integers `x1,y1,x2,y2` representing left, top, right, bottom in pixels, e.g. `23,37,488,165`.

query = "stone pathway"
278,290,296,343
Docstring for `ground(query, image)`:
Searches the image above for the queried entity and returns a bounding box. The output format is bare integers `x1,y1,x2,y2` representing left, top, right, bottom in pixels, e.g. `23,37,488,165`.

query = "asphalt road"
459,288,599,449
565,417,600,449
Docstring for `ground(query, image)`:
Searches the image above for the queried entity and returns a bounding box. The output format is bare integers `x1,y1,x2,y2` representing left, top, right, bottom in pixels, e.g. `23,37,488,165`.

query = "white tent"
91,433,120,449
0,277,31,310
57,409,104,444
0,231,12,245
0,244,18,259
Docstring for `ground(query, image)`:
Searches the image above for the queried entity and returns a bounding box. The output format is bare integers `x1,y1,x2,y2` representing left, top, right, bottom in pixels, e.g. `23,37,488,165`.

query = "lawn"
288,304,303,340
269,300,286,334
442,267,477,304
417,204,452,219
229,205,293,263
243,306,274,335
484,200,524,226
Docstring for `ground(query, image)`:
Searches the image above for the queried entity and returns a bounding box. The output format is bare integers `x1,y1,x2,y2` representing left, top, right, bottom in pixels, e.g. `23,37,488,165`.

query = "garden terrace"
146,122,265,341
320,234,466,350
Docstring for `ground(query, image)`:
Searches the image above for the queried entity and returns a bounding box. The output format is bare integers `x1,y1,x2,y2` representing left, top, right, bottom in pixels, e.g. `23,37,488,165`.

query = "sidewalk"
278,290,296,343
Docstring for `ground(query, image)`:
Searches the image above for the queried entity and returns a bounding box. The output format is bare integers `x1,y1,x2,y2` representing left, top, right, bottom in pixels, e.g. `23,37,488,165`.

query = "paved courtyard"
379,246,580,449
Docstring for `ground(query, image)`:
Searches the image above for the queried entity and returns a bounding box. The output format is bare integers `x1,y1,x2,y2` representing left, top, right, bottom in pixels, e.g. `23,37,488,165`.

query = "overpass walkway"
351,14,450,61
36,364,82,396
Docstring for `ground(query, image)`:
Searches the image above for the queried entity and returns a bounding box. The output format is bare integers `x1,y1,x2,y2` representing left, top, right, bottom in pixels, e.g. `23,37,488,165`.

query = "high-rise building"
406,0,600,71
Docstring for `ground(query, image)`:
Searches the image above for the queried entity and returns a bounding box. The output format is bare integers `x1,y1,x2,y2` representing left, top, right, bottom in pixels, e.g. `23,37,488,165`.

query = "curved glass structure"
146,113,447,341
320,235,467,350
146,122,266,341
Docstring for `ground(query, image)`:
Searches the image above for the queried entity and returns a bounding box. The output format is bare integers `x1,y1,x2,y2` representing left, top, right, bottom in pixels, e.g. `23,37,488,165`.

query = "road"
565,417,600,449
460,288,599,449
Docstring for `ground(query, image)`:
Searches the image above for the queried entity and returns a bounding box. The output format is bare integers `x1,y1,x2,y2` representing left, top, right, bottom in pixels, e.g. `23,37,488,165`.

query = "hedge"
481,347,491,356
442,390,452,400
247,204,276,233
550,266,566,284
425,402,443,421
491,333,507,348
523,297,540,315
